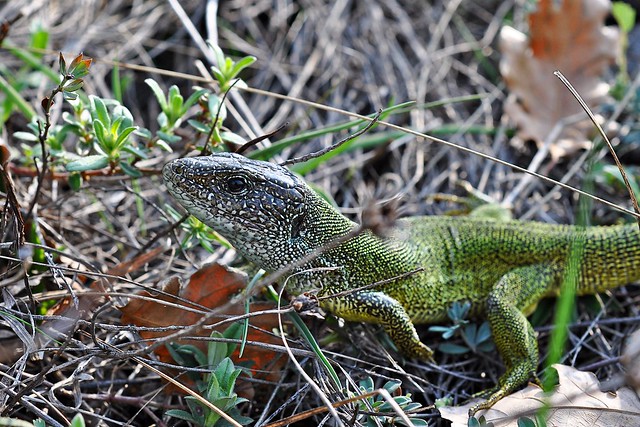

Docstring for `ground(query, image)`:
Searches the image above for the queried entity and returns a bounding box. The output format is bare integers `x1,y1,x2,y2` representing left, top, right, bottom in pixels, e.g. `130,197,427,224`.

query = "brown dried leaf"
120,263,285,383
499,0,619,159
439,364,640,426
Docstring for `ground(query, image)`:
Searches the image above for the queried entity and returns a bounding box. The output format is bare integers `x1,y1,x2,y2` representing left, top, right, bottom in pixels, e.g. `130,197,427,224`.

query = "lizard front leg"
469,263,559,416
322,291,434,361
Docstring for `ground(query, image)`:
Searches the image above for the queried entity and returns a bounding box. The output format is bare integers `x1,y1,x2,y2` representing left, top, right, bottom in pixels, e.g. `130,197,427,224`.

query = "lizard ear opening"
290,213,305,239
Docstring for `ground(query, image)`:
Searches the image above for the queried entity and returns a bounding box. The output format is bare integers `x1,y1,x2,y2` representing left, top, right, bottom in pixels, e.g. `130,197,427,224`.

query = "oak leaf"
499,0,619,159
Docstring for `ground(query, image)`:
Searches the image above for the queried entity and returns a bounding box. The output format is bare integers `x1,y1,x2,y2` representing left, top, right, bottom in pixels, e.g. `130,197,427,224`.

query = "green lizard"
162,152,640,415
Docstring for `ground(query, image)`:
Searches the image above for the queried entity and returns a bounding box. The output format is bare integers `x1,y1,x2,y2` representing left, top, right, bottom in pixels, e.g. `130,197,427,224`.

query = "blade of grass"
240,269,266,358
3,40,59,82
112,61,122,103
266,285,341,389
0,74,36,120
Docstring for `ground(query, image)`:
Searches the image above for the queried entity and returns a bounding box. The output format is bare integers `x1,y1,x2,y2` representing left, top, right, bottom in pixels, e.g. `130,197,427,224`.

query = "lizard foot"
468,388,508,417
467,364,539,417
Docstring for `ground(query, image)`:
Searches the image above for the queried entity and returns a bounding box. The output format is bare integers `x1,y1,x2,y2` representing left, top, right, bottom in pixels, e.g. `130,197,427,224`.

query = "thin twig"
554,70,640,226
280,109,383,166
203,78,239,155
235,122,288,154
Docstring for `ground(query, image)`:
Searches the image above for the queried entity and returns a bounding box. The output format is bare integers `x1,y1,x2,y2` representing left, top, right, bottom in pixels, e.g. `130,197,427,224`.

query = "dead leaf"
499,0,619,159
439,364,640,426
120,263,285,383
36,247,167,348
622,329,640,394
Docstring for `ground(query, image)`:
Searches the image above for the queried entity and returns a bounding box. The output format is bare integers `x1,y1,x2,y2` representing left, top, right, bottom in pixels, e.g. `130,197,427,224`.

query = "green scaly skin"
162,152,640,416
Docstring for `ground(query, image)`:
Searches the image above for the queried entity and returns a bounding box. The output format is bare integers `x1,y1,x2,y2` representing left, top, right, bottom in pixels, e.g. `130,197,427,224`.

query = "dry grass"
0,0,639,425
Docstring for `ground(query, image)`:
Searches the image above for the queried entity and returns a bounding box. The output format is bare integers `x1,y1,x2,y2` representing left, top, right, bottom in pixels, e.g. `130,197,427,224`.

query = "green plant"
145,78,207,146
356,377,427,427
11,52,232,185
428,301,495,354
611,1,636,96
186,92,247,152
166,325,252,427
11,52,161,183
516,416,547,427
64,96,140,174
208,44,256,92
165,203,231,252
69,414,85,427
0,414,84,427
467,414,495,427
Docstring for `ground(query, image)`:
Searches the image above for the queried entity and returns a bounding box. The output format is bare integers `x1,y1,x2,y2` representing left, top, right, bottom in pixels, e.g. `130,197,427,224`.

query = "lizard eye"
225,176,249,194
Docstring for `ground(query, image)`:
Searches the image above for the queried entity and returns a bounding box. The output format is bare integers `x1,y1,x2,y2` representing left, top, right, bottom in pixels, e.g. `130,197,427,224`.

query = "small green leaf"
221,131,246,146
64,78,84,93
188,119,211,133
208,331,228,368
63,91,78,101
210,66,225,84
383,380,401,394
169,90,184,119
30,24,49,52
154,139,173,152
157,111,168,128
92,119,108,147
66,155,109,171
119,161,141,177
231,56,257,77
223,57,233,74
134,127,152,139
360,376,375,392
468,416,481,427
13,131,38,142
438,342,470,354
205,371,221,402
121,144,148,159
211,43,225,70
166,409,197,423
68,53,92,78
68,172,82,190
145,78,168,111
185,397,205,422
58,52,67,75
110,115,125,135
613,2,636,33
434,396,453,408
157,130,182,144
222,322,243,356
69,413,86,427
90,96,110,129
517,417,537,427
475,322,492,343
464,324,479,344
183,88,208,113
114,126,138,149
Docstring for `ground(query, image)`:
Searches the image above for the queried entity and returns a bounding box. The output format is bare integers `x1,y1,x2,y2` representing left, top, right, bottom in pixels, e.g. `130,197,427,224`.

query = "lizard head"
163,152,333,270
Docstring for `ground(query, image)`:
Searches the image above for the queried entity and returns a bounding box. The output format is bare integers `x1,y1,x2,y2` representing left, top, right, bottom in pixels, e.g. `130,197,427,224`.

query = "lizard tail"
577,224,640,295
